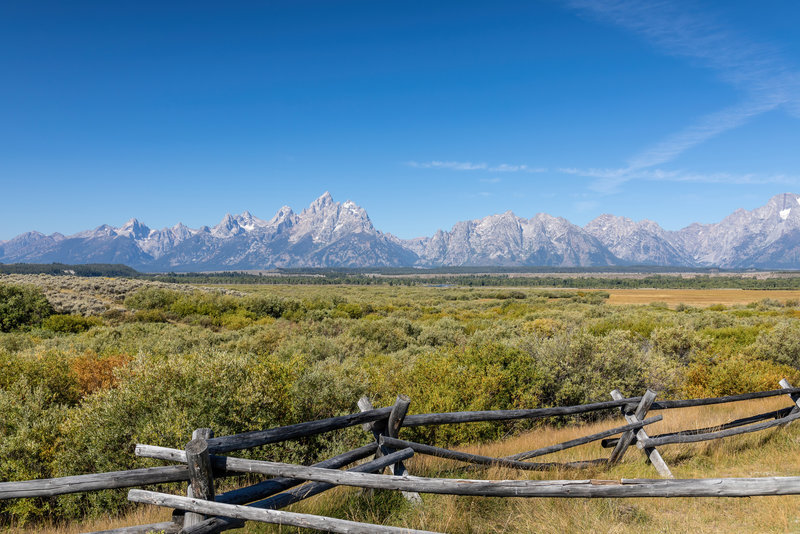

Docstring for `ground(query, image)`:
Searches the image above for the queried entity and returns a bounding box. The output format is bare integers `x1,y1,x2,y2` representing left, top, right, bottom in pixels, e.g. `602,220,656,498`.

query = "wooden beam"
138,444,394,480
358,396,386,434
206,407,393,454
181,448,415,534
601,407,793,448
183,436,215,529
160,461,800,498
356,396,421,503
81,521,181,534
380,436,604,471
184,428,214,529
128,490,444,534
640,410,800,447
182,444,376,534
399,388,800,428
0,466,195,500
608,390,655,464
214,443,376,506
505,415,662,461
387,395,411,439
780,378,800,428
609,390,673,478
402,398,639,426
648,388,800,410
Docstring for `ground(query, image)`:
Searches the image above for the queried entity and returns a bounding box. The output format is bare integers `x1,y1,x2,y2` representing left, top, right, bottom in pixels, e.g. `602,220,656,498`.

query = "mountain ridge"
3,192,800,271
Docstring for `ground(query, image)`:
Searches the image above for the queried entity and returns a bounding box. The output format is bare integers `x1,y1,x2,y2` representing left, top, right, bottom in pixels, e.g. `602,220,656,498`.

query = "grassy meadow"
3,274,800,531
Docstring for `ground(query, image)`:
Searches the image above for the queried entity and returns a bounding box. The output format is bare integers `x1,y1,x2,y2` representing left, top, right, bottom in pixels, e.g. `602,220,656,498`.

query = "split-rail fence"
4,378,800,533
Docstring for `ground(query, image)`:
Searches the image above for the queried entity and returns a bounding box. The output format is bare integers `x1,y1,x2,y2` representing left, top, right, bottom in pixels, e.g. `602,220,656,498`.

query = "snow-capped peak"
234,210,269,232
211,213,244,238
116,218,152,239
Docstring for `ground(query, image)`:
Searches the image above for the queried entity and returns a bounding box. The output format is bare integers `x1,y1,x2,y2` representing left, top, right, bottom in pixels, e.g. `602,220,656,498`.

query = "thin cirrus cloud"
406,161,547,173
562,0,800,192
559,167,799,186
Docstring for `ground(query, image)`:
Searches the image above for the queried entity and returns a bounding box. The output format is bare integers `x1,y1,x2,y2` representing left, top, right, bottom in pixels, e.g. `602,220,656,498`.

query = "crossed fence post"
358,395,422,504
608,389,673,478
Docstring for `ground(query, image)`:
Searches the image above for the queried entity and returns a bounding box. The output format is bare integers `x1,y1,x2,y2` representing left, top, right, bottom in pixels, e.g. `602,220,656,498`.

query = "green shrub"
0,284,53,331
0,349,80,405
351,317,419,352
0,377,70,524
685,352,800,397
753,321,800,368
43,314,103,333
650,324,697,360
123,287,179,310
133,309,168,323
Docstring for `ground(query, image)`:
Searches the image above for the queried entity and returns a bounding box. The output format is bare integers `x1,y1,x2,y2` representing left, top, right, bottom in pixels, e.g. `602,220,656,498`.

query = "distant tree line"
0,263,140,277
147,271,800,290
5,263,800,289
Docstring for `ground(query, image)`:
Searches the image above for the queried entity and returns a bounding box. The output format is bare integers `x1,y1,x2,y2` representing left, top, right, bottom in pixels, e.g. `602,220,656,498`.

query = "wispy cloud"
563,0,800,190
407,161,546,173
559,166,799,191
407,160,488,171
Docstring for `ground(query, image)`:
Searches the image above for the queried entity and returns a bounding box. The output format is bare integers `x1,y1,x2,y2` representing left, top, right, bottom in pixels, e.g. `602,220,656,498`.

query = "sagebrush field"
3,274,800,531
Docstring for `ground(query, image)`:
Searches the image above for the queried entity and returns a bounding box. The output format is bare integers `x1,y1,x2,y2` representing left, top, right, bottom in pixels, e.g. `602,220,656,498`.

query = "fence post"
358,395,422,504
779,379,800,426
183,428,214,528
609,390,673,478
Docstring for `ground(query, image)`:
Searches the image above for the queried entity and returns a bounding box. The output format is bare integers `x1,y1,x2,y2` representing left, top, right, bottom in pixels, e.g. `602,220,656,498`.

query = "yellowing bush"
69,351,132,396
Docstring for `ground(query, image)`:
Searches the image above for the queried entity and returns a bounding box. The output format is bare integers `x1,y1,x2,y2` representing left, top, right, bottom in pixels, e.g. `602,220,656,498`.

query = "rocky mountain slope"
2,192,800,270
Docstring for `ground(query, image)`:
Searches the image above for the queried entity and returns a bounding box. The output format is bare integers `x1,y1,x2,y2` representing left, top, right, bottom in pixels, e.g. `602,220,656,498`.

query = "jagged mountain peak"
117,218,152,239
307,191,335,212
268,205,296,228
5,191,800,270
586,213,684,266
291,193,375,244
211,213,243,238
234,211,269,231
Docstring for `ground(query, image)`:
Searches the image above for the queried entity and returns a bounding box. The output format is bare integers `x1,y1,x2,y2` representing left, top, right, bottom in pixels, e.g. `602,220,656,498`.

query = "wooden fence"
3,378,800,534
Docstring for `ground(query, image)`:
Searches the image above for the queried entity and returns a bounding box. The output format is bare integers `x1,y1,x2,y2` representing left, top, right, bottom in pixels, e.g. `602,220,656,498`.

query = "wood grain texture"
506,415,661,460
601,407,793,448
185,429,215,529
399,389,800,428
609,390,657,465
206,407,393,454
129,489,443,534
180,448,416,534
610,390,673,478
184,437,215,529
380,436,605,471
156,462,800,498
641,410,800,447
82,521,182,533
0,466,193,500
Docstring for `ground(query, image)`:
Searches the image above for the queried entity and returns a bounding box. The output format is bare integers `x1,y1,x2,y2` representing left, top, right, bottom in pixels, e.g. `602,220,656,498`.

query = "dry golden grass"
275,397,800,533
606,288,800,307
19,398,800,533
5,506,171,534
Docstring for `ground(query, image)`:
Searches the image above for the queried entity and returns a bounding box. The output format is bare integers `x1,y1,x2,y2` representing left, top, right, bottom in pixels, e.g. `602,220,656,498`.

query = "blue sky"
2,1,800,240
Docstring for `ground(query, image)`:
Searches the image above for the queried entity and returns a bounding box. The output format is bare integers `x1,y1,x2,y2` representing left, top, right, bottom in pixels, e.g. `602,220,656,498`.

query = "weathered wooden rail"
4,380,800,533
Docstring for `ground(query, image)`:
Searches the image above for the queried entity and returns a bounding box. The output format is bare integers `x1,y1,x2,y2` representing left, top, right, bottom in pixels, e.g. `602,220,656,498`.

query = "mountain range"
3,192,800,271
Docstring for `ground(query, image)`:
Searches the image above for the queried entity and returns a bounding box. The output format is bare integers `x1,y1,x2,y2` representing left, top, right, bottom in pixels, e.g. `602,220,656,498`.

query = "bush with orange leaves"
68,351,132,396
